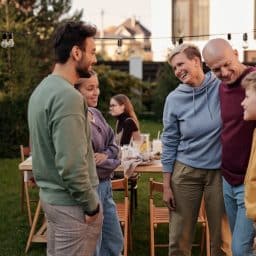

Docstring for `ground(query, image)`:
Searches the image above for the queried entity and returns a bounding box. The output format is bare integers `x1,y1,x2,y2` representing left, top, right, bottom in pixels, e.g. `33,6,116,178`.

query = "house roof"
97,17,151,38
120,18,151,37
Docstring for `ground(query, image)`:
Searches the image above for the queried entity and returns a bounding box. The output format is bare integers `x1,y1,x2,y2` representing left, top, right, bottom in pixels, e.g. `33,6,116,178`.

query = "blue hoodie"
161,71,222,173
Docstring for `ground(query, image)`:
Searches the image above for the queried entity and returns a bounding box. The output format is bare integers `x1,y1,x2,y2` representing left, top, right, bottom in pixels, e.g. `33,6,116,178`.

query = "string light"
178,37,183,45
116,38,122,54
243,33,248,49
1,32,15,48
1,32,8,48
8,32,14,47
1,30,255,50
226,33,234,48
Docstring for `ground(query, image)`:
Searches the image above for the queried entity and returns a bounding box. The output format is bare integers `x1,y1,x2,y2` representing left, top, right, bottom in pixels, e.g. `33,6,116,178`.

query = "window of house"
172,0,209,41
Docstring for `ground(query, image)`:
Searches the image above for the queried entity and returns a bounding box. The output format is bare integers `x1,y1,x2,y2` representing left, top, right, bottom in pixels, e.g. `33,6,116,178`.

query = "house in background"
151,0,256,62
96,17,152,61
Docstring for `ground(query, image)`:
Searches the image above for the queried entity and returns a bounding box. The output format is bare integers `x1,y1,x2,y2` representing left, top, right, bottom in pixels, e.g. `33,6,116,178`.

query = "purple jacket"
89,107,121,180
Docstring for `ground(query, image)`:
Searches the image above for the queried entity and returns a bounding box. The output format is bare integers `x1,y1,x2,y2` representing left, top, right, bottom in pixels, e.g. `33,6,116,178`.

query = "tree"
0,0,82,157
0,0,82,97
152,62,180,120
95,64,145,116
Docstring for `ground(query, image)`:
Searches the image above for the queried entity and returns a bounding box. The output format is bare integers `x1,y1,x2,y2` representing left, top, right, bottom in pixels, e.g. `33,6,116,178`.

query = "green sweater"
28,74,99,214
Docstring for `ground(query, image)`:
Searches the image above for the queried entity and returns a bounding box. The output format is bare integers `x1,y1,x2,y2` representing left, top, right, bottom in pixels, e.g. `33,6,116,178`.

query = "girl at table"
109,94,141,146
75,71,123,256
109,94,141,216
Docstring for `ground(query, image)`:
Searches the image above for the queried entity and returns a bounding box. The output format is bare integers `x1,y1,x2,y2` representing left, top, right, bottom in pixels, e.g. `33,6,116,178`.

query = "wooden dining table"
19,157,163,173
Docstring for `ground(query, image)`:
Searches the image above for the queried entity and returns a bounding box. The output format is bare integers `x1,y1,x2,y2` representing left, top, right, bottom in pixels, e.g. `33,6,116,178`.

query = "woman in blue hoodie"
161,44,225,255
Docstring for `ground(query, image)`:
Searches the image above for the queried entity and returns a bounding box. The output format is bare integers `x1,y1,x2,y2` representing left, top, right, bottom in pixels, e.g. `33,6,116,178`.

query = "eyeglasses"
109,104,118,108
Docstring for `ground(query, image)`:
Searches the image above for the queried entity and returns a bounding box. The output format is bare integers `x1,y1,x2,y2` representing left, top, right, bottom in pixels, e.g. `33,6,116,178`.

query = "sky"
70,0,152,31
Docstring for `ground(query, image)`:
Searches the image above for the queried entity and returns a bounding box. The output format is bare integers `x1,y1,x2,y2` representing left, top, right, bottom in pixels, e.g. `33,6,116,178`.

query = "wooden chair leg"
200,224,206,256
21,172,25,213
149,207,155,256
25,200,41,253
123,222,128,256
24,180,32,226
130,188,134,220
134,186,138,208
128,209,132,251
206,221,211,256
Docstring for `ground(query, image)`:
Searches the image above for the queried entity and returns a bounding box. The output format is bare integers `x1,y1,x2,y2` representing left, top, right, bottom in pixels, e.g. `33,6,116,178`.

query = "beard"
76,57,92,78
76,66,91,78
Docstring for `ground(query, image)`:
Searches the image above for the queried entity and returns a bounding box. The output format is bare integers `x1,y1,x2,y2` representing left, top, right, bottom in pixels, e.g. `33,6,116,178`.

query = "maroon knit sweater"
220,67,256,186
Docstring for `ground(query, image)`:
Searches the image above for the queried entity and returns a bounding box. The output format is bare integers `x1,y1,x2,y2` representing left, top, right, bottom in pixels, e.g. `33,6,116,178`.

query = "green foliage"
0,0,82,93
152,62,180,120
0,94,30,157
95,65,153,116
0,0,82,157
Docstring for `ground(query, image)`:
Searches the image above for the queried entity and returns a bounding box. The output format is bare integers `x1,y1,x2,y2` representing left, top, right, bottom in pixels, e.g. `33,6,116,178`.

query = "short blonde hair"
167,43,202,65
242,71,256,91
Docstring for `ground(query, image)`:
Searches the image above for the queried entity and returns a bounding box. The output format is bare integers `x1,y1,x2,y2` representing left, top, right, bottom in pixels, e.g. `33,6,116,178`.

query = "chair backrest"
149,178,163,198
111,177,128,197
20,145,31,162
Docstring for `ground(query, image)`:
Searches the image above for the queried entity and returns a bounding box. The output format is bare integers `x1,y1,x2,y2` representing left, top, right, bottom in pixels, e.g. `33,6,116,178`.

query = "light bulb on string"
8,32,14,47
1,32,9,48
227,33,233,48
116,38,122,54
178,37,183,45
243,33,248,49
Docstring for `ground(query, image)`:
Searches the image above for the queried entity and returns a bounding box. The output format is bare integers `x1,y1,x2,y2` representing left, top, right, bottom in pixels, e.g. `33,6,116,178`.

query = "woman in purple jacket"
75,71,123,256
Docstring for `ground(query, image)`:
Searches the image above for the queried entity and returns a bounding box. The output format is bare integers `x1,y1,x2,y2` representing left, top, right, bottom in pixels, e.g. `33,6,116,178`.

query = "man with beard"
28,21,102,256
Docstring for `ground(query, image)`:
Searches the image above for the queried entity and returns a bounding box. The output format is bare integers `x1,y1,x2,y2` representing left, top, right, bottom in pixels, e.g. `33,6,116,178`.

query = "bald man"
203,39,256,256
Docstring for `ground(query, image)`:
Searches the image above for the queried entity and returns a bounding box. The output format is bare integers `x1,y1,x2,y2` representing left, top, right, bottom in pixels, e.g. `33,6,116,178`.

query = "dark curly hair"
53,21,97,63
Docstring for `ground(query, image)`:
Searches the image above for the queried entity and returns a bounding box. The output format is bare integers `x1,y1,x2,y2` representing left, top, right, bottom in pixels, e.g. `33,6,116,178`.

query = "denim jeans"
94,180,123,256
223,178,255,256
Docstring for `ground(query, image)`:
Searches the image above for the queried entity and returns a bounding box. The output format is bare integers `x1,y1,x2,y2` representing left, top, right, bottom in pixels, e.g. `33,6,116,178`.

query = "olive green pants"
169,161,225,256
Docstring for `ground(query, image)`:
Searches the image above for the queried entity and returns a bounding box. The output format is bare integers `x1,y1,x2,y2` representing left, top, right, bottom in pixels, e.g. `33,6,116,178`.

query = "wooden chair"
111,177,132,256
149,178,169,256
20,145,37,226
112,172,138,221
149,178,209,256
25,200,47,253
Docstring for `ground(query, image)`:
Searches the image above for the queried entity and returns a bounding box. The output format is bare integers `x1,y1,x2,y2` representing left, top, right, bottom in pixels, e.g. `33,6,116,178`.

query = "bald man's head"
203,38,233,65
202,38,245,84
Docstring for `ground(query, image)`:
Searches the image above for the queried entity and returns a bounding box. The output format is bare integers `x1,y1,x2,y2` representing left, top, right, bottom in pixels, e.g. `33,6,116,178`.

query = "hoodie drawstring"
192,85,213,120
205,85,213,120
192,89,196,115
